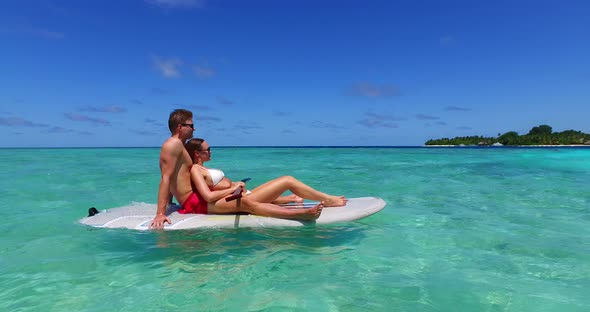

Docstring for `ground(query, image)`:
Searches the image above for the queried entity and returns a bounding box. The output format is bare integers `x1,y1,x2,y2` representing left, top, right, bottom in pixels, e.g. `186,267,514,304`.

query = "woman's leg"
207,196,324,220
248,176,347,207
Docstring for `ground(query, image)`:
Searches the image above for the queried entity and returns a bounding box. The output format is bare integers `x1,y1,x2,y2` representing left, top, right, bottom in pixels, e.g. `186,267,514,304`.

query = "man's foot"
283,194,304,203
323,196,347,207
273,194,304,204
297,203,323,220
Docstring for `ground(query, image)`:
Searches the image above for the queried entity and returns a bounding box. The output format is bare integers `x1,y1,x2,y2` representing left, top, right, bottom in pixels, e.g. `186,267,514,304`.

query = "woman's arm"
190,167,244,203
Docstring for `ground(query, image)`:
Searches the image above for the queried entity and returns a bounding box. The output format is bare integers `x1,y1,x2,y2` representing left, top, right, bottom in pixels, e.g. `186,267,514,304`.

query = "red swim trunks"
178,192,208,214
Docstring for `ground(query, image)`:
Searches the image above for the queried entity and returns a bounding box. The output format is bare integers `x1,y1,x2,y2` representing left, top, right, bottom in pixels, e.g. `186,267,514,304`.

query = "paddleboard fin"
88,207,99,217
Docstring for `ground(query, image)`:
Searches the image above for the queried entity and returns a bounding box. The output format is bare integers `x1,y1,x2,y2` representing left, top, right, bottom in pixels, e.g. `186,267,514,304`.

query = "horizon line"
1,145,590,149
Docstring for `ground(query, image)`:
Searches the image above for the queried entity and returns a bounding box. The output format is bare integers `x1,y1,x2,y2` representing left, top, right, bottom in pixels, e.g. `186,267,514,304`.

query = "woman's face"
197,141,212,162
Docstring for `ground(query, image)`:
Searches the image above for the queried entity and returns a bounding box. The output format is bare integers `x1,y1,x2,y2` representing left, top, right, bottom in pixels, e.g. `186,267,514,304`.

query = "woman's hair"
185,138,205,158
168,109,193,133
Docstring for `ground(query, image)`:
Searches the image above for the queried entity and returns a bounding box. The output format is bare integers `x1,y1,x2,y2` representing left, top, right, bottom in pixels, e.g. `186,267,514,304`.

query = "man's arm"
151,142,177,229
156,173,172,215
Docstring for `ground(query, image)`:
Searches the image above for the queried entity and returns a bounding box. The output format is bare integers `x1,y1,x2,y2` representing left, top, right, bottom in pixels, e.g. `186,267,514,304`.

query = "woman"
182,138,347,220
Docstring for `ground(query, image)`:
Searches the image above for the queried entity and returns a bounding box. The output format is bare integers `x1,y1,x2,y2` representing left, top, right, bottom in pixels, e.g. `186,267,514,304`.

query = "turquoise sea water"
1,147,589,311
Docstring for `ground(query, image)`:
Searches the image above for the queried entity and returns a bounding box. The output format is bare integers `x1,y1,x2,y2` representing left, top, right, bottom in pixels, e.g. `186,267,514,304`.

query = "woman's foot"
323,196,347,207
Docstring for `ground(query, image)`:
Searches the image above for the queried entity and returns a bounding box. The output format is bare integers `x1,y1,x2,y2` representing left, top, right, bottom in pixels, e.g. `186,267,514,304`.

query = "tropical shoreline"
425,125,590,146
424,144,590,147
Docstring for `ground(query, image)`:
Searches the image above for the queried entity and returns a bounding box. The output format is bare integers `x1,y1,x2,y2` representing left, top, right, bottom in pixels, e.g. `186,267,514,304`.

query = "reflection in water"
159,225,366,259
92,225,367,269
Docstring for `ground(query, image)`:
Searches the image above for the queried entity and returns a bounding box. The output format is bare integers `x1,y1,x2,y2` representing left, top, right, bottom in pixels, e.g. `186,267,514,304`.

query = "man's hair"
185,138,204,159
168,109,193,133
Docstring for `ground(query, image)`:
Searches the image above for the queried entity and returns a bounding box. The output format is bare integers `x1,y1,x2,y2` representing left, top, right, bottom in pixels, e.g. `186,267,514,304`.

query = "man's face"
179,118,195,140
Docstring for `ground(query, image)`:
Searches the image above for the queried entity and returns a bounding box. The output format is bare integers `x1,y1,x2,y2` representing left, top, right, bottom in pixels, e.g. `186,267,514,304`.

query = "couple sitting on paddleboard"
181,138,348,220
150,109,346,229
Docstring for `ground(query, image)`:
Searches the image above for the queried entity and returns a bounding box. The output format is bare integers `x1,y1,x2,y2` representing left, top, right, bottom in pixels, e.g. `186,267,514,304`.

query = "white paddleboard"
79,197,386,230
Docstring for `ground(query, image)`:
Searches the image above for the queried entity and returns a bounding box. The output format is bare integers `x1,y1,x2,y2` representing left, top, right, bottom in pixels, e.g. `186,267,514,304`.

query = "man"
150,109,195,229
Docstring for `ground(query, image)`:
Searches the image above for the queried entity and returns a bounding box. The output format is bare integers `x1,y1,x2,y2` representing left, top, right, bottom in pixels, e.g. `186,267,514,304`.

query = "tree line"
425,125,590,146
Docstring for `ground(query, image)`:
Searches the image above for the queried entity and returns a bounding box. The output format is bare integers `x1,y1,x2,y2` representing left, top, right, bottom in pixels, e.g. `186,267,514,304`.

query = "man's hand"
150,214,171,229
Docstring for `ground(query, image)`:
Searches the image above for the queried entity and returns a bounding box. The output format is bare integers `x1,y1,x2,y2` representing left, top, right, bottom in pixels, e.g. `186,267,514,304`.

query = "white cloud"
153,56,183,78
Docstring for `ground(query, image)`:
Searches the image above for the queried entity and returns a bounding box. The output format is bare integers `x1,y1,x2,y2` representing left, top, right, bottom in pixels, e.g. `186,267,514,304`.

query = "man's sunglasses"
181,123,195,130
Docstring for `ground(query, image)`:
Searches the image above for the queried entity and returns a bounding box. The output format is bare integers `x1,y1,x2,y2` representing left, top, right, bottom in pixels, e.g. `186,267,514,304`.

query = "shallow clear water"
1,147,589,311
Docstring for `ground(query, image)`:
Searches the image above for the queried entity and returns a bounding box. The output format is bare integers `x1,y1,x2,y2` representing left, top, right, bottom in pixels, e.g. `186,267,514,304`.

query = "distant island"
425,125,590,146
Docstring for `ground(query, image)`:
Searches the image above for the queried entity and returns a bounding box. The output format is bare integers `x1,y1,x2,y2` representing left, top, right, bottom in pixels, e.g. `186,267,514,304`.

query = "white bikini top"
197,165,225,186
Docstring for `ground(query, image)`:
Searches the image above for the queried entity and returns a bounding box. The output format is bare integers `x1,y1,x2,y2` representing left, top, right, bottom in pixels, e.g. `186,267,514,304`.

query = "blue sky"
1,0,589,147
